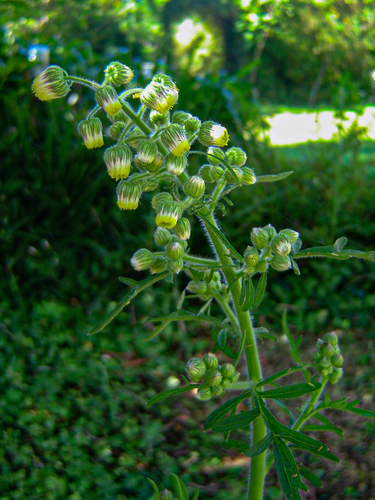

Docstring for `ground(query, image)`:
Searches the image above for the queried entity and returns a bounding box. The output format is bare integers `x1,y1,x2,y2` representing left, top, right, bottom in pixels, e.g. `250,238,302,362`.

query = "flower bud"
155,201,181,229
95,85,122,116
230,372,240,383
172,111,192,125
184,116,201,135
109,121,126,140
323,331,338,346
318,356,331,370
320,342,335,357
173,217,191,241
197,382,212,401
137,139,158,165
264,224,277,241
183,176,205,199
204,352,219,370
207,371,223,388
130,248,154,271
150,255,169,274
242,167,257,185
160,490,174,500
199,165,215,183
165,153,187,176
222,378,232,388
104,145,132,180
225,166,243,184
244,246,260,272
140,75,179,113
198,121,229,147
207,147,225,165
271,255,292,272
169,258,184,274
225,147,247,167
255,260,269,273
279,228,300,245
186,358,207,383
212,166,225,181
149,110,170,127
220,363,235,379
78,118,104,149
166,241,184,261
151,192,173,210
207,280,221,294
154,227,172,246
313,350,323,364
187,280,208,296
161,124,190,157
32,65,72,102
328,367,343,384
271,235,292,257
251,227,269,250
104,62,133,86
331,353,344,368
116,181,142,210
211,385,224,397
110,109,129,123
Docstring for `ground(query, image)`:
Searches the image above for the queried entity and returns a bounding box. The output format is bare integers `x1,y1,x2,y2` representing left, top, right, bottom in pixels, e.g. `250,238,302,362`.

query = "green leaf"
256,171,293,183
253,272,267,308
273,437,304,500
276,426,328,455
239,274,247,306
204,390,252,430
118,277,139,287
147,478,160,500
242,432,272,457
212,328,237,359
281,309,302,363
256,366,304,388
303,423,343,437
212,407,260,432
170,474,189,500
298,465,322,488
221,439,249,452
147,385,195,406
345,406,375,418
291,258,301,275
293,237,375,262
192,488,200,500
242,275,255,311
227,273,243,293
258,381,321,399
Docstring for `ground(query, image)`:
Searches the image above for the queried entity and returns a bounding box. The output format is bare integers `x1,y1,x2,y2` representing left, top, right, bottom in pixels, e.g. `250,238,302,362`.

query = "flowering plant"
33,62,375,500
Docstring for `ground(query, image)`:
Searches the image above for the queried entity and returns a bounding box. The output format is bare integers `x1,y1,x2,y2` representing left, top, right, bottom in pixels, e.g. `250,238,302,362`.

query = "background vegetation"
1,1,375,499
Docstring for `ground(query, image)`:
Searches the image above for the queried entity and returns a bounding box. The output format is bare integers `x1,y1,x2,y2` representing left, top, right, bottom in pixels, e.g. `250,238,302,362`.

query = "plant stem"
64,75,100,90
214,294,239,328
200,212,266,500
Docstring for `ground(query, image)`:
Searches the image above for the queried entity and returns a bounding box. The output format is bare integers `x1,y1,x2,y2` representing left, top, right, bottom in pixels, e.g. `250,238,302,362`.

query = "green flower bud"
212,166,225,180
187,280,208,296
264,224,277,241
225,147,247,167
32,65,71,101
328,367,343,384
313,350,323,364
184,116,201,134
110,109,129,123
197,382,212,401
318,356,331,370
199,164,215,183
161,124,190,156
104,145,132,180
198,121,229,147
150,255,169,274
271,255,292,272
186,357,207,383
251,227,269,250
105,62,133,86
109,121,126,140
165,153,187,176
140,75,179,113
222,378,232,388
207,280,221,294
149,110,170,127
271,235,292,257
137,139,158,165
211,385,224,397
204,352,219,370
155,201,181,229
95,85,122,116
320,342,335,357
126,126,143,148
316,339,324,351
166,241,184,261
279,228,300,245
207,371,223,388
225,166,244,184
244,246,260,272
172,111,192,125
207,147,225,165
151,192,173,210
183,176,205,199
230,372,240,383
154,227,172,246
145,152,164,173
160,489,174,500
116,181,142,210
169,258,184,274
78,117,104,149
242,167,257,185
255,260,269,273
173,217,191,241
130,248,154,271
331,353,344,368
220,363,235,379
323,331,338,346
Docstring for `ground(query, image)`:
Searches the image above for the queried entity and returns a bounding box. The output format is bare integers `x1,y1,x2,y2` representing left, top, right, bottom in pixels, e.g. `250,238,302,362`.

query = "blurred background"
1,1,375,499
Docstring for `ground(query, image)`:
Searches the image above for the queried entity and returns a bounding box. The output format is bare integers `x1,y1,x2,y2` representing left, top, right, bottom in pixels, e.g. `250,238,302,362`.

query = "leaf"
258,381,321,400
275,426,329,455
256,366,304,388
227,273,244,293
298,465,322,488
256,171,293,183
273,437,304,500
291,258,301,275
204,390,252,430
345,406,375,418
303,424,343,437
293,237,375,262
242,432,272,457
221,439,249,452
239,274,247,306
242,275,255,311
281,309,302,363
118,277,139,287
147,385,195,406
253,272,267,308
169,474,189,500
191,488,200,500
147,478,160,500
212,328,237,359
212,407,260,432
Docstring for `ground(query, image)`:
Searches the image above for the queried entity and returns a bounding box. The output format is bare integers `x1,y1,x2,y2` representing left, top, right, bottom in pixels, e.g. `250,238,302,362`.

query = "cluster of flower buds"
313,332,344,384
186,270,222,300
185,353,240,400
243,225,300,274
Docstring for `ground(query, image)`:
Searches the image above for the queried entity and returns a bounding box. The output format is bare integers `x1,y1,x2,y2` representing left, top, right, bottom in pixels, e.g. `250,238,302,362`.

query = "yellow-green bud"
165,153,187,176
172,111,192,125
264,224,277,241
251,227,269,250
127,126,144,148
207,146,225,165
242,167,257,185
186,358,206,383
183,176,205,199
323,331,338,346
244,246,260,272
220,363,235,379
211,165,225,180
155,201,181,229
149,110,170,127
151,192,173,210
154,227,172,246
328,367,343,384
145,152,164,173
197,382,212,401
225,166,243,184
136,139,158,165
78,118,104,149
225,147,247,167
169,258,184,274
95,85,122,116
184,116,201,135
104,62,133,86
199,164,215,183
211,385,224,397
173,217,191,241
32,65,71,101
255,260,269,273
279,228,300,245
187,280,208,295
230,372,240,383
271,255,292,272
130,248,154,271
331,353,344,368
271,235,292,257
204,352,219,370
166,241,184,261
104,145,132,180
150,255,169,274
109,121,126,140
207,371,223,388
161,124,190,156
116,181,142,210
140,74,179,113
198,121,229,147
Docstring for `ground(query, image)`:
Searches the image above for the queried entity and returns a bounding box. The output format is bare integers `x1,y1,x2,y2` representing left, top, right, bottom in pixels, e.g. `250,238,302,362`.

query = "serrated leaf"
204,390,252,430
147,385,195,406
298,465,322,488
256,171,293,183
253,272,267,308
242,432,272,457
169,474,189,500
147,478,160,500
273,437,304,500
256,366,304,388
212,407,260,432
242,275,255,311
258,381,321,400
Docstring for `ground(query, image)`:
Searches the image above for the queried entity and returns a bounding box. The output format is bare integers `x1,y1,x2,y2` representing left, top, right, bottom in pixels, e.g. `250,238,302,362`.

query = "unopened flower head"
225,166,243,184
225,147,247,167
184,116,201,135
150,255,169,274
271,255,292,272
116,181,142,210
140,74,179,113
279,228,300,244
271,235,292,257
187,280,208,296
251,227,269,250
183,175,205,199
136,140,158,165
155,201,181,229
169,258,184,274
207,146,225,165
161,124,190,156
151,192,173,210
220,363,236,379
95,85,122,116
166,241,184,261
104,145,132,180
186,358,206,383
104,62,133,86
78,118,104,149
244,246,260,272
328,367,343,384
242,167,257,185
173,217,191,241
109,121,126,140
154,227,172,246
197,382,212,401
207,371,222,388
165,153,187,176
149,110,170,127
198,121,229,147
204,352,219,370
131,248,154,271
110,109,129,123
172,111,192,125
32,65,71,101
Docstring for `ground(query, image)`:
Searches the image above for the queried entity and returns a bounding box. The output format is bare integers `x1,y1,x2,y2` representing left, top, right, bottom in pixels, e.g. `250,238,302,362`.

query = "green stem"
183,255,220,266
64,75,100,90
214,293,239,328
200,213,266,500
87,105,101,119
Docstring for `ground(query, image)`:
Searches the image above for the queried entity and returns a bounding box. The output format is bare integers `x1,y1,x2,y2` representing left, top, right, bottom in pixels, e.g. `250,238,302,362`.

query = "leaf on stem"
256,171,294,183
241,275,255,311
211,407,260,432
256,366,304,388
204,390,252,430
147,385,196,406
273,437,305,500
281,309,302,363
293,237,375,262
258,381,321,400
253,272,267,308
170,473,189,500
242,432,272,457
147,478,160,500
298,465,322,488
212,328,237,359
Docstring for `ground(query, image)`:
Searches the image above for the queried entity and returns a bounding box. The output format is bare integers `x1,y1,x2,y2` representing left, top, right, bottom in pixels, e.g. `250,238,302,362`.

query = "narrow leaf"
212,407,260,432
273,437,304,500
227,273,243,293
192,488,200,500
293,237,375,262
256,171,293,183
204,390,252,430
256,366,304,388
258,381,321,400
253,272,267,308
242,275,255,311
239,274,247,306
276,427,328,455
147,478,160,500
170,474,188,500
345,406,375,418
282,309,301,362
212,328,237,359
242,432,272,457
303,424,343,437
291,258,301,275
118,277,139,287
147,385,195,406
298,465,322,488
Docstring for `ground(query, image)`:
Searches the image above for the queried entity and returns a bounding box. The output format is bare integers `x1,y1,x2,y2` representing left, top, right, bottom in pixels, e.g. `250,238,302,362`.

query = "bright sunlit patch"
174,18,205,48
